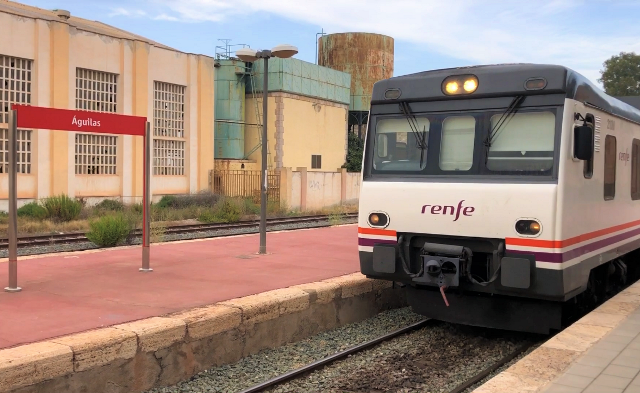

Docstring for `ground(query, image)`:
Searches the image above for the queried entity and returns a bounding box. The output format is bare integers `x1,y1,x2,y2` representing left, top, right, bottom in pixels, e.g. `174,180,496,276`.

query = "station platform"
0,224,360,350
474,280,640,393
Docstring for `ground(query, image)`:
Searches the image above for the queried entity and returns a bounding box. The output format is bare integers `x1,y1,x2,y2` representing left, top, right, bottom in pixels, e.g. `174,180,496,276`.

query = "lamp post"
236,44,298,254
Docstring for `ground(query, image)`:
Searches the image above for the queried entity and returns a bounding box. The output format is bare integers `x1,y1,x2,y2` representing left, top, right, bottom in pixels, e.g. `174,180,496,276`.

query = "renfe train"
358,64,640,334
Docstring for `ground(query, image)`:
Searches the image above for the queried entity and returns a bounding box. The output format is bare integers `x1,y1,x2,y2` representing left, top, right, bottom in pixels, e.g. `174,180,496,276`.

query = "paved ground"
541,307,640,393
0,225,359,350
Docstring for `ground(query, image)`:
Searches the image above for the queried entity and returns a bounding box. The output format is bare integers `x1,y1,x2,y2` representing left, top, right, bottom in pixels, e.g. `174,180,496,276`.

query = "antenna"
315,28,326,64
215,39,250,60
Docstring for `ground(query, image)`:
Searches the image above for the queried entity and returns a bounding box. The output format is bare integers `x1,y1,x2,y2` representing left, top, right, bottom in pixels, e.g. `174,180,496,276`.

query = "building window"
632,139,640,201
0,129,32,174
153,139,185,176
604,135,616,200
74,68,119,175
153,81,185,175
312,154,322,169
1,55,33,173
74,134,117,175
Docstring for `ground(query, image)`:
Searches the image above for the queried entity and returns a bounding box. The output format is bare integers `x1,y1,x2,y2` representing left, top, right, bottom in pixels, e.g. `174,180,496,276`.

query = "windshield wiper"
483,95,525,161
484,95,525,147
399,102,428,167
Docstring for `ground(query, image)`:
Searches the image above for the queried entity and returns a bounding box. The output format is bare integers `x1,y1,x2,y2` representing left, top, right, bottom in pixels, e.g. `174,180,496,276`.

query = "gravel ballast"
146,307,541,393
0,217,357,258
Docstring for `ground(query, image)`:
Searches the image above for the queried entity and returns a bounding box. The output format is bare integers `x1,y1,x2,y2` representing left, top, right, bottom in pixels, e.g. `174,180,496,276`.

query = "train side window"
584,114,595,179
604,135,616,200
632,139,640,200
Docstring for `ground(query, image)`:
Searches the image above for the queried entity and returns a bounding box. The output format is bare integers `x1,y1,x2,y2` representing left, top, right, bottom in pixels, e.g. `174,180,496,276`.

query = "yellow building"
0,0,215,210
214,57,351,173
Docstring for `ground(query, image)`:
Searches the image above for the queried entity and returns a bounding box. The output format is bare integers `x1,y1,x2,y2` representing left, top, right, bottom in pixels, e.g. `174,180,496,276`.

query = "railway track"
237,318,537,393
0,213,358,251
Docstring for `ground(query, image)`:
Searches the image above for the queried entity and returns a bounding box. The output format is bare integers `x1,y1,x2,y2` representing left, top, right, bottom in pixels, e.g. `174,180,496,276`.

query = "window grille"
0,128,31,174
153,81,186,175
75,68,119,175
153,139,185,176
75,68,117,113
74,134,117,175
0,55,33,173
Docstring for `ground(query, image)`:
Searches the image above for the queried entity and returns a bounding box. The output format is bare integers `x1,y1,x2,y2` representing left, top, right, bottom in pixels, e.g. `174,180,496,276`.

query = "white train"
358,64,640,334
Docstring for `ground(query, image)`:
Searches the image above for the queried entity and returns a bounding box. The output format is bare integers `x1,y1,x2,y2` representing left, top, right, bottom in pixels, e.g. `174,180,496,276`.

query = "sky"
16,0,640,88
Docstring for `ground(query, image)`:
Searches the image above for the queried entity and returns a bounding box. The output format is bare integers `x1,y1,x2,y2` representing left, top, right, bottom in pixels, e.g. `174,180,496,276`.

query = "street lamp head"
236,48,259,62
271,44,298,59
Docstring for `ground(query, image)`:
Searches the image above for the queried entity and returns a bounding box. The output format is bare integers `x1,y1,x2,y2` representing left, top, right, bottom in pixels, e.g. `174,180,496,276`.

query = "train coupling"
412,243,472,306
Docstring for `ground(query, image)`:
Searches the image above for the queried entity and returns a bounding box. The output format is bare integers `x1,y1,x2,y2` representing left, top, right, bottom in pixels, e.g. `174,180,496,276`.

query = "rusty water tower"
318,32,394,138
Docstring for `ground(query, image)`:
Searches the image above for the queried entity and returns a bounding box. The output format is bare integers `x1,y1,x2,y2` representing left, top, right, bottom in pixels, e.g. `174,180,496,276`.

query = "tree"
598,52,640,96
342,132,364,172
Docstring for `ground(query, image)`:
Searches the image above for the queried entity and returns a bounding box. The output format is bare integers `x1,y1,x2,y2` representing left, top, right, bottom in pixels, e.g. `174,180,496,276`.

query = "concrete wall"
280,167,361,211
0,10,215,210
245,92,349,172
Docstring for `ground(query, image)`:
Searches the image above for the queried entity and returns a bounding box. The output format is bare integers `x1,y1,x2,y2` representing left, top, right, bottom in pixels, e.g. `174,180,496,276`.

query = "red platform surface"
0,225,359,350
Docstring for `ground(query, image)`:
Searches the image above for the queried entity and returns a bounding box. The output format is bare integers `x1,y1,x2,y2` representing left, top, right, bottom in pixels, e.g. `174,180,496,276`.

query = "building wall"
282,167,360,212
0,11,215,210
244,92,348,172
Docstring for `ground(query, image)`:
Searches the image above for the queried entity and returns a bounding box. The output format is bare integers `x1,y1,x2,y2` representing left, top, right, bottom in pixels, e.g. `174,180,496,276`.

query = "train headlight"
442,74,478,95
463,79,477,92
445,81,459,94
368,212,389,228
515,219,542,236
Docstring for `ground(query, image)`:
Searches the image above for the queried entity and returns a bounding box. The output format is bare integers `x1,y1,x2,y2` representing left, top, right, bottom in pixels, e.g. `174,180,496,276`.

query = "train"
357,63,640,334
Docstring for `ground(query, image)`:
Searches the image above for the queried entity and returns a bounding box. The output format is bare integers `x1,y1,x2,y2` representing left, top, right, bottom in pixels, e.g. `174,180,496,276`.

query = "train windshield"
486,111,556,173
367,106,559,178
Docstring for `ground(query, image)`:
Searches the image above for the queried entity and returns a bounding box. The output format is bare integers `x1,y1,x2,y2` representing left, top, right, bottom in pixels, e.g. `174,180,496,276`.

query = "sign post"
140,122,152,272
5,110,21,292
4,105,151,292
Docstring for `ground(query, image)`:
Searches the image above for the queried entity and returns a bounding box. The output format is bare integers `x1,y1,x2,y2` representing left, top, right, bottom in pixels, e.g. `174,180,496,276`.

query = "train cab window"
373,117,430,171
604,135,616,200
583,114,595,179
632,139,640,200
486,111,555,172
439,116,475,171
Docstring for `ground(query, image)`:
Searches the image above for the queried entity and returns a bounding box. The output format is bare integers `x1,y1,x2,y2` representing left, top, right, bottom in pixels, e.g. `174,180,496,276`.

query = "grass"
0,193,358,239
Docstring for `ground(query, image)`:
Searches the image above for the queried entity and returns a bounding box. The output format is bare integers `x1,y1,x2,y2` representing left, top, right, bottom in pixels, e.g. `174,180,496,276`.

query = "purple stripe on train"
509,226,640,263
358,238,396,247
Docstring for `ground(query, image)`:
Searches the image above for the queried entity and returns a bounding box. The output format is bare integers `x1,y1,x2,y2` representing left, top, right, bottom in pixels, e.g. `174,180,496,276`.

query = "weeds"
86,213,133,247
17,202,48,220
42,194,83,222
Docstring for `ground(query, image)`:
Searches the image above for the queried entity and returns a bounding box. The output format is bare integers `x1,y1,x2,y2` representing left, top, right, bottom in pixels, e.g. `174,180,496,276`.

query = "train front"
358,65,572,334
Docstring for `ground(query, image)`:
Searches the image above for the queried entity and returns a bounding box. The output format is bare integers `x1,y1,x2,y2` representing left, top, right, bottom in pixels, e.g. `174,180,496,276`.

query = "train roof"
371,63,640,124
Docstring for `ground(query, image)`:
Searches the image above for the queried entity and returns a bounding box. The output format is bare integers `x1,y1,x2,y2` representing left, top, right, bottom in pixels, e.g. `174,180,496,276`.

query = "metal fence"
210,170,280,203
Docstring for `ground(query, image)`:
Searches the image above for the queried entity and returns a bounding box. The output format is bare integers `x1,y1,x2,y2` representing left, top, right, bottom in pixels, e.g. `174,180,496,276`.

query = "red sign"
11,104,147,136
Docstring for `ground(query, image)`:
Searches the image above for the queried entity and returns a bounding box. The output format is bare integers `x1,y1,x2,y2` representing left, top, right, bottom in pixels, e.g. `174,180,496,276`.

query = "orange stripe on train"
358,227,397,236
506,218,640,249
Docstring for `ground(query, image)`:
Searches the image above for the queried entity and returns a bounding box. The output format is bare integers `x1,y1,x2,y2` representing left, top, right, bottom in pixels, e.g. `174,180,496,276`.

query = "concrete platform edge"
472,280,640,393
0,272,406,393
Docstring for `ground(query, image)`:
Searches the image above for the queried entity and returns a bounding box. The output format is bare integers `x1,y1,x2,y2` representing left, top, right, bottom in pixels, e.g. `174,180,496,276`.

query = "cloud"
108,7,147,18
133,0,640,85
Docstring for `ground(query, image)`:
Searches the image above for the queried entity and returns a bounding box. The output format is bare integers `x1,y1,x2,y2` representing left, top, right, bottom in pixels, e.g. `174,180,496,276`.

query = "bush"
17,202,48,220
156,195,177,209
94,199,124,211
42,195,82,222
342,131,364,172
86,213,134,247
198,198,243,223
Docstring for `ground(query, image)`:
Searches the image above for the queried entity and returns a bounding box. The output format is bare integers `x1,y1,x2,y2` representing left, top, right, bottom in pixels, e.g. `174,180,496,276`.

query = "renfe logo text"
421,200,475,222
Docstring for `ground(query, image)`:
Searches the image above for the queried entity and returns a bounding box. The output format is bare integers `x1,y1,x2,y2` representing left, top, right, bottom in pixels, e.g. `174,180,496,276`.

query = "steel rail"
237,319,433,393
0,213,358,250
